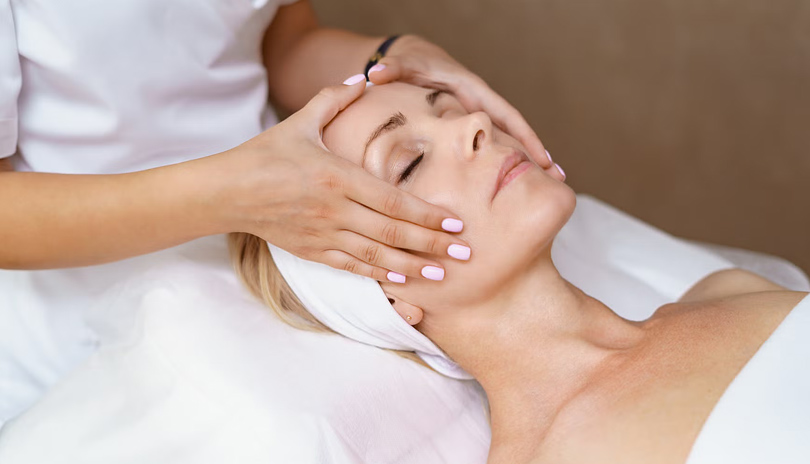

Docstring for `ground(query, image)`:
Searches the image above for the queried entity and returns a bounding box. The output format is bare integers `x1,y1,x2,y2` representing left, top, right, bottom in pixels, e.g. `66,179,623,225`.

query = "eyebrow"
426,89,448,106
361,89,451,168
362,112,408,165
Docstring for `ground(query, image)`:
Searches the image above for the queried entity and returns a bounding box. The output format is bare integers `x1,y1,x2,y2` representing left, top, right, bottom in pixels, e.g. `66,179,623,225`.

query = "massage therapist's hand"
211,77,469,283
366,35,557,171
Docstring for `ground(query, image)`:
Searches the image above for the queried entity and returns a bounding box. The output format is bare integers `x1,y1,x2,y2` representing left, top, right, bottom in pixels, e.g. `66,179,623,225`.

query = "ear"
385,294,424,326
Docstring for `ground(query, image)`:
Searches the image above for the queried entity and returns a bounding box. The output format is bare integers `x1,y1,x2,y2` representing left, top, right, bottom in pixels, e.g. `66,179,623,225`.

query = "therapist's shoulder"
677,268,791,304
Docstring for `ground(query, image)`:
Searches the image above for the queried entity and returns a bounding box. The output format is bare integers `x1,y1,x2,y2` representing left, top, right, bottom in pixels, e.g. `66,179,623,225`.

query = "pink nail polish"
545,149,553,163
447,244,471,261
368,64,386,74
342,74,366,85
387,271,406,283
421,266,445,281
555,163,566,180
441,218,464,232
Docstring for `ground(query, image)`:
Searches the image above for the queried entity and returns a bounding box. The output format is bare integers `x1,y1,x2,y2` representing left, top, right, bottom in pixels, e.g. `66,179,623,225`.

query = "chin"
435,176,576,306
515,175,577,255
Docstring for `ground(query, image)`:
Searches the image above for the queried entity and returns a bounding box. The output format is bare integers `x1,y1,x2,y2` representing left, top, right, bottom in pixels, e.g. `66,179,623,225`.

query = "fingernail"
387,271,406,283
545,149,553,163
447,244,471,261
441,218,464,232
421,266,445,281
342,74,366,85
368,64,386,74
555,163,566,180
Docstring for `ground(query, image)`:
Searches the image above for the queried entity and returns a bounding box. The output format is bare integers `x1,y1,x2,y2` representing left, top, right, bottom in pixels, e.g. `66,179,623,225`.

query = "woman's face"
322,82,576,319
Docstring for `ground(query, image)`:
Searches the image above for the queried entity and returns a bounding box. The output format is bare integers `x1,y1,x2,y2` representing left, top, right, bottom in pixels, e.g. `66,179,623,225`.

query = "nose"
458,111,493,161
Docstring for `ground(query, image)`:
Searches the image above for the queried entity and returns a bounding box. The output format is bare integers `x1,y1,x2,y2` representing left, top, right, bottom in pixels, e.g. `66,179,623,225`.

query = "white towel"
685,293,810,464
268,244,472,379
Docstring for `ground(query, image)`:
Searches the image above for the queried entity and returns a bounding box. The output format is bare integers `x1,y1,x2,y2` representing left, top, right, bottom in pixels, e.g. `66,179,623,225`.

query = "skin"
322,82,809,464
0,0,553,278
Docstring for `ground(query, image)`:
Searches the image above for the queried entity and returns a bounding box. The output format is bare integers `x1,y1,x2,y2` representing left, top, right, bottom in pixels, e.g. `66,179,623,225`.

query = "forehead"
322,83,432,166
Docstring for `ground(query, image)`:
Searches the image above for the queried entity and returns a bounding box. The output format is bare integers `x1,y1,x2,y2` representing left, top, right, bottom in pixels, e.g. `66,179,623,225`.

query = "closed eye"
397,152,424,184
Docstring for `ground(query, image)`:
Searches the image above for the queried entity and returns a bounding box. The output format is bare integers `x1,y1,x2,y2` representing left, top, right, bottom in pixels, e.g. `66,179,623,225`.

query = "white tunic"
0,0,295,424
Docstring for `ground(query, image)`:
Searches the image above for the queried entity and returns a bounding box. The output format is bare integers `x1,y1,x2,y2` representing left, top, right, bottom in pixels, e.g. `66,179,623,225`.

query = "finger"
340,201,470,261
317,248,406,283
455,78,552,169
545,162,566,182
300,77,367,129
338,231,447,281
343,165,464,233
370,56,450,90
367,58,404,85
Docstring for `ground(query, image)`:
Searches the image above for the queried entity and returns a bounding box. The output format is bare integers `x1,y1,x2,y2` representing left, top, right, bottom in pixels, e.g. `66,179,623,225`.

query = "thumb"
302,75,367,129
367,58,404,85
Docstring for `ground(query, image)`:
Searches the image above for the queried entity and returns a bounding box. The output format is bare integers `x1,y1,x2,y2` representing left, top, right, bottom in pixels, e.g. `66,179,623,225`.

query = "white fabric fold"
0,0,22,158
267,243,472,380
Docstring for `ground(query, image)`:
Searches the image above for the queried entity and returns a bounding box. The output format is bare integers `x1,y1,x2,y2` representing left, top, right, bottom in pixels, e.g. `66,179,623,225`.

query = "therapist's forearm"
0,161,222,269
264,8,383,113
267,28,382,111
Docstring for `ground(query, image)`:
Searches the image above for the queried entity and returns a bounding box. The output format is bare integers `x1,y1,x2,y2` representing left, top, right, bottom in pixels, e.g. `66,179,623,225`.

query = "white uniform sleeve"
0,0,21,158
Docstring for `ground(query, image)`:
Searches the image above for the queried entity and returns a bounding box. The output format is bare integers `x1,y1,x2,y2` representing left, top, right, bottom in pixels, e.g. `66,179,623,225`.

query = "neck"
419,252,647,462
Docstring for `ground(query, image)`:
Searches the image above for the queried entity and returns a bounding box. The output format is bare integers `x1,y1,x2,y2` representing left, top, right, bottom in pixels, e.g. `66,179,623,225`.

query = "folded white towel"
268,244,472,379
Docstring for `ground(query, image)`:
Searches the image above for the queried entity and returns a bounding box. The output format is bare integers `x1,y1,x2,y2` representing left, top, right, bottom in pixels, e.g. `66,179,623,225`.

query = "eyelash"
398,152,424,184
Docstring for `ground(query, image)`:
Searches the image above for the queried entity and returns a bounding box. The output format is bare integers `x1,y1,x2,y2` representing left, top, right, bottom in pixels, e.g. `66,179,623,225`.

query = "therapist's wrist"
190,145,287,238
165,153,239,238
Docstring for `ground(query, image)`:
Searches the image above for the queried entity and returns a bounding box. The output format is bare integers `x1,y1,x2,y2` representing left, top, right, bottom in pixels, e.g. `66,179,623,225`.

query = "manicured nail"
441,218,464,232
421,266,445,281
555,163,566,180
447,244,471,261
368,64,386,74
387,271,406,283
545,149,553,163
342,74,366,85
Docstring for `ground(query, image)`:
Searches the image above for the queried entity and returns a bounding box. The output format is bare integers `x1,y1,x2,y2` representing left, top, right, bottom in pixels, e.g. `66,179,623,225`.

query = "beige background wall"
311,0,810,275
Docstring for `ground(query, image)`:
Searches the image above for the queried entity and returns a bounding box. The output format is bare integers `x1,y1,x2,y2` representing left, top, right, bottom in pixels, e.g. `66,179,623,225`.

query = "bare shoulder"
660,286,807,343
0,157,13,172
531,289,808,464
678,268,794,303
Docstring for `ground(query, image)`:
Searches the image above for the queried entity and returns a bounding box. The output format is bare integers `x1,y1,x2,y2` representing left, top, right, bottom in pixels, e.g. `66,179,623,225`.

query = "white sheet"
0,194,806,462
0,246,491,463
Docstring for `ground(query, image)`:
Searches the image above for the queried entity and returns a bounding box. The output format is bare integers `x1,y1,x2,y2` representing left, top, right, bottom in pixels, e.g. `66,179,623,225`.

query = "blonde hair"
227,232,428,367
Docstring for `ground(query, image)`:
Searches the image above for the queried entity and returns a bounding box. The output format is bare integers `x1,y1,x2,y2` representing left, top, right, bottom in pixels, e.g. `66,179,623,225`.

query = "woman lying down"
229,82,810,464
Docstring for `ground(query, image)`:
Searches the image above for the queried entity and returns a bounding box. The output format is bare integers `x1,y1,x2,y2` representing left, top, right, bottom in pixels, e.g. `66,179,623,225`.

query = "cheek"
442,172,577,305
395,163,576,308
409,172,477,223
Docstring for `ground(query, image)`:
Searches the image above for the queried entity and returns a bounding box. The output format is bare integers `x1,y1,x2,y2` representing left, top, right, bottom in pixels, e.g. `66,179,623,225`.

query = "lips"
492,150,529,200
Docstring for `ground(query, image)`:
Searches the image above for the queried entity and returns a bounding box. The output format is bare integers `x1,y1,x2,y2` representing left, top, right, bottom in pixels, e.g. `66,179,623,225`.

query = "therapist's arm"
0,82,466,277
0,156,222,269
262,0,382,112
